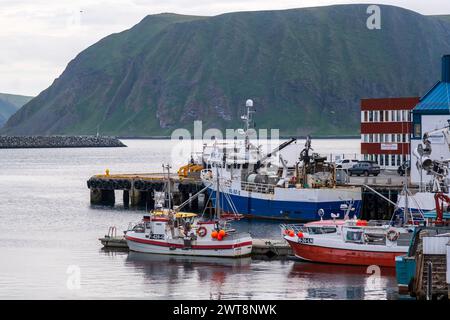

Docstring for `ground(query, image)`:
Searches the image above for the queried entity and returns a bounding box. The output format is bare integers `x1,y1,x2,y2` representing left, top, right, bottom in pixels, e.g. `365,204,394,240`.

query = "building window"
397,155,401,166
391,134,396,142
385,110,389,122
380,155,384,166
391,155,395,167
414,123,421,138
380,111,384,122
369,111,374,122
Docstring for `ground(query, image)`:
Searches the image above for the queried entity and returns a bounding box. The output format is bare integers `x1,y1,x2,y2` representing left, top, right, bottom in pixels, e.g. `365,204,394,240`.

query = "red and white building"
360,97,420,169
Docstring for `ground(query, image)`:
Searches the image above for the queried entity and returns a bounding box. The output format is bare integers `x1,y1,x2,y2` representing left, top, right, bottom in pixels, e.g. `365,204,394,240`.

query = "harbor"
0,138,403,299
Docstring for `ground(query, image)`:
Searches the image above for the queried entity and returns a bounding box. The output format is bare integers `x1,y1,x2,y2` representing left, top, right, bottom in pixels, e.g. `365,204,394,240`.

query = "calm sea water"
0,139,399,299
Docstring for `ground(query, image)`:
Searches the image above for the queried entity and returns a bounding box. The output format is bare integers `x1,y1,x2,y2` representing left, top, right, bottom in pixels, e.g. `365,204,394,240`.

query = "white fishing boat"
125,165,252,258
195,99,362,221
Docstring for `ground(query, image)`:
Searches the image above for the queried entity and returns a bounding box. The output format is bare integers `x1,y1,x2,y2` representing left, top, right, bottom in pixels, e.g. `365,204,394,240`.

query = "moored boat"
196,99,362,221
125,165,252,258
282,218,412,267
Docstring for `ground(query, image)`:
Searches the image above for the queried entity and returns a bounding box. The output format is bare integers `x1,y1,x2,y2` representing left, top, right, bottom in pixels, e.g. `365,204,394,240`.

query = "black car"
397,160,411,176
348,161,381,177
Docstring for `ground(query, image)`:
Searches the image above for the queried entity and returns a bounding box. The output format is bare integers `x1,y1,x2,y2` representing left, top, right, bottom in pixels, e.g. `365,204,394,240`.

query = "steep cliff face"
3,5,450,136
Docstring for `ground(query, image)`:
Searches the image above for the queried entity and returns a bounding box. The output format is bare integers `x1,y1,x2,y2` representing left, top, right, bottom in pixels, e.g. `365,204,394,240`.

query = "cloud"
1,0,450,96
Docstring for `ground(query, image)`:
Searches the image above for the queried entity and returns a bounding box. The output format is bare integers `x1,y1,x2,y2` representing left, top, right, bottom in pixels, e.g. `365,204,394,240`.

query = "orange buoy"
297,232,304,238
211,231,218,238
218,230,226,237
288,230,295,237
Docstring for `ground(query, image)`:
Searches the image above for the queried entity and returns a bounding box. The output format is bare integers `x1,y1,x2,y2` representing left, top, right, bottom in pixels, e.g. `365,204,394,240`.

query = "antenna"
242,99,255,150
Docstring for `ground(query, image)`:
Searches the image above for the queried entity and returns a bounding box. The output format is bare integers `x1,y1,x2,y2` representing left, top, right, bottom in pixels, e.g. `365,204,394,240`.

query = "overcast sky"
1,0,450,96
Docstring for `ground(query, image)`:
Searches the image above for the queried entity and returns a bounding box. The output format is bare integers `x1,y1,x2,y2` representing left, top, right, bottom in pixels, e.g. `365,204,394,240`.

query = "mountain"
3,5,450,136
0,93,33,128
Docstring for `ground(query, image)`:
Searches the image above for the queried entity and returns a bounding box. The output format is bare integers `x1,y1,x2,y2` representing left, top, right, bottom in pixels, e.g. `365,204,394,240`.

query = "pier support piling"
90,188,103,205
123,190,130,208
130,188,141,207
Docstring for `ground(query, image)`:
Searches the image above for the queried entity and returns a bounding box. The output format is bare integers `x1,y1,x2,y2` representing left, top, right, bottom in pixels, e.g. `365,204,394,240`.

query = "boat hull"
125,234,252,258
207,188,362,221
285,238,406,267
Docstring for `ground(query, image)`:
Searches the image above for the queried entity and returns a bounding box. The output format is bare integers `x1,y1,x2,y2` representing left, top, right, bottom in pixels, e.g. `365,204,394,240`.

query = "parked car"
335,159,359,170
348,161,381,177
397,160,411,176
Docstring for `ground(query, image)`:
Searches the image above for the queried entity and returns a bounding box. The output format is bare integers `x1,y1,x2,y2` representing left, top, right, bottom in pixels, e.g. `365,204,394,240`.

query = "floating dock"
99,235,292,258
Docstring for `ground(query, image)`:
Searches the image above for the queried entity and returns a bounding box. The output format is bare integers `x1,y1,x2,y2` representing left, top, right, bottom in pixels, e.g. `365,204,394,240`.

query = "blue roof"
414,81,450,114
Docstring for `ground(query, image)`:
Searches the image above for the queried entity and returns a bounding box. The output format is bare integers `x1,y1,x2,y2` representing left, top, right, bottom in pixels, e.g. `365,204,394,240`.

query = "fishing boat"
195,99,361,221
125,165,252,258
281,198,416,267
282,219,412,267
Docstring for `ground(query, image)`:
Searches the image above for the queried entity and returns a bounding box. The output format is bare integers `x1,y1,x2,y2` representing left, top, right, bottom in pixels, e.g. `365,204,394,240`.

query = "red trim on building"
361,122,412,134
361,97,420,111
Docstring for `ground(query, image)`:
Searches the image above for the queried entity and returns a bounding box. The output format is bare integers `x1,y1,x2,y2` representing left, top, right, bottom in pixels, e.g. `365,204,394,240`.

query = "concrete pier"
87,172,205,212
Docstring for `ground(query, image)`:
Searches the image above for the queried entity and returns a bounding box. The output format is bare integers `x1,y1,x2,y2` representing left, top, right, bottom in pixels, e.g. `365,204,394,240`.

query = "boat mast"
242,99,254,151
163,163,172,209
215,166,221,220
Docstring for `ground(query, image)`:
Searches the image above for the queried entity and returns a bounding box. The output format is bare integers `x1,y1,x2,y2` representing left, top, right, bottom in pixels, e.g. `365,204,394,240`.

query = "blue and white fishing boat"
198,99,362,221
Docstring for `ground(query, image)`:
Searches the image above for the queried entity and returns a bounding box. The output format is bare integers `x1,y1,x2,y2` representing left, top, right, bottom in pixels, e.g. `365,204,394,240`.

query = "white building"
410,55,450,187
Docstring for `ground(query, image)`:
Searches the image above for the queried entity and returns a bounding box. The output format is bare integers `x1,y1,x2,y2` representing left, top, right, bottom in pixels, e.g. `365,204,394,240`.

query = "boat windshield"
306,226,337,234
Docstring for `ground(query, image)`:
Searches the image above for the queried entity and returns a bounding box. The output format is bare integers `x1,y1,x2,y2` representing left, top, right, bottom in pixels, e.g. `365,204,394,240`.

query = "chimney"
442,54,450,83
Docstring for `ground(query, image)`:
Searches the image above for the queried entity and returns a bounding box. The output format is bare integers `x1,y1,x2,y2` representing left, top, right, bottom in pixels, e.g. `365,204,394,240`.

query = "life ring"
196,226,207,237
386,229,399,242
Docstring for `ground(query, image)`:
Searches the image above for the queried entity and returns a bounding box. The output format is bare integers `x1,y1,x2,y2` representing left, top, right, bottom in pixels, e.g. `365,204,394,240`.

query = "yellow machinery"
177,163,203,178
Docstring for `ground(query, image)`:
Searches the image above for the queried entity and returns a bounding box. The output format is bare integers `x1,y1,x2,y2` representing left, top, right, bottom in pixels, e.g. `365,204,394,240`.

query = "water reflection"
289,262,398,300
125,252,252,299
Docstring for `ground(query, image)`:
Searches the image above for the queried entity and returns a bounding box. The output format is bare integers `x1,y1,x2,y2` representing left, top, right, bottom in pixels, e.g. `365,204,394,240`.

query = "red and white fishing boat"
282,218,412,267
125,165,252,258
125,211,252,257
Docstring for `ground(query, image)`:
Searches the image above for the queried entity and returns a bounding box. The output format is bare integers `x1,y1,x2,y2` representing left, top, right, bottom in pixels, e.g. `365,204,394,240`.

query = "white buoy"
246,99,254,107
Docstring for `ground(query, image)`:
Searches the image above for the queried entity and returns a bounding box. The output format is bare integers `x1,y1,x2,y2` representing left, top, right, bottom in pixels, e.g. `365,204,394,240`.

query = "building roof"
414,81,450,114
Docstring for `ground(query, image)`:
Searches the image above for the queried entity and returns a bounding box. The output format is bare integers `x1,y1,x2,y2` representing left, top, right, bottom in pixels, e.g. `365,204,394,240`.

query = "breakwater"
0,136,126,148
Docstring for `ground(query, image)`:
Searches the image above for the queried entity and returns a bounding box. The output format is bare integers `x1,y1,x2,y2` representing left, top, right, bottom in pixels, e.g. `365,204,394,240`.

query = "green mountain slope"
3,5,450,136
0,93,33,128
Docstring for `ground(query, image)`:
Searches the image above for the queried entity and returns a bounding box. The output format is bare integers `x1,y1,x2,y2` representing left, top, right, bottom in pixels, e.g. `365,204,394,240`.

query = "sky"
1,0,450,97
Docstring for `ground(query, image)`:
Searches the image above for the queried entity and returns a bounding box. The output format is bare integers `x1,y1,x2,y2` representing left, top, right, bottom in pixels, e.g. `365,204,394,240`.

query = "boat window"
345,229,364,243
307,227,337,234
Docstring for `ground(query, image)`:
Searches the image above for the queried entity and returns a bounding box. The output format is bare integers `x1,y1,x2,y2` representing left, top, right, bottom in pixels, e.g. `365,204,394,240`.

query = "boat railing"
241,181,275,194
280,223,306,234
